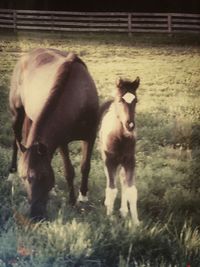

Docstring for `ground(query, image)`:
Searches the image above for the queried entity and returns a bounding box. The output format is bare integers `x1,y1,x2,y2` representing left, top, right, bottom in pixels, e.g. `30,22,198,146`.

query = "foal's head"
114,77,140,135
18,142,54,220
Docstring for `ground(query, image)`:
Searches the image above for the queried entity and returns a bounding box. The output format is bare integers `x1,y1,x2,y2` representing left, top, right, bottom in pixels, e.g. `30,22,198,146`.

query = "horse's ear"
37,142,47,156
132,76,140,90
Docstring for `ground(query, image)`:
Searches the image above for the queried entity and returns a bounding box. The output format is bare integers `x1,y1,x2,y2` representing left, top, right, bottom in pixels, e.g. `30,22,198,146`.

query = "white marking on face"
122,92,135,104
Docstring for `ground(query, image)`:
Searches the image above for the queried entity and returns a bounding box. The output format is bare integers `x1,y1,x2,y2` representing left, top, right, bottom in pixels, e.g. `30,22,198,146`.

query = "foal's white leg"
119,168,139,225
104,166,118,215
120,169,128,217
126,185,140,225
104,187,118,215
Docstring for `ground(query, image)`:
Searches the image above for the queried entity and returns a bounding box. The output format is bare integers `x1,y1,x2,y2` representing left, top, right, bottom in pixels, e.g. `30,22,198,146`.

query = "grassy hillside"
0,31,200,266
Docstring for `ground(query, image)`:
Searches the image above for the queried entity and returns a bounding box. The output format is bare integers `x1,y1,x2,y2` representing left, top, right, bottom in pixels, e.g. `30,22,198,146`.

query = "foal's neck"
110,104,129,138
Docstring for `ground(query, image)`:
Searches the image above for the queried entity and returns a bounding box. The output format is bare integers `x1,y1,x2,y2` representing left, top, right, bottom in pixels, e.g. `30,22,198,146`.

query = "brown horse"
99,77,140,225
8,48,99,220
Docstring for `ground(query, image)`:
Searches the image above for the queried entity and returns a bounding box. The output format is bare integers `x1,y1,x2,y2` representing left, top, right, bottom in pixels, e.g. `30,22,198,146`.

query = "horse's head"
114,77,140,135
18,141,54,220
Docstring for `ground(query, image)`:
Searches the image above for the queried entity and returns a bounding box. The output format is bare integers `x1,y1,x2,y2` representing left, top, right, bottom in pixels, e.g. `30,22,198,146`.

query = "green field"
0,31,200,267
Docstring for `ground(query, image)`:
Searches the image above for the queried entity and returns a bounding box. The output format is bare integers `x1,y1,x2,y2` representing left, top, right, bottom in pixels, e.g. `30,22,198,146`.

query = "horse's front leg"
103,154,118,216
59,145,76,205
121,160,140,225
8,107,25,180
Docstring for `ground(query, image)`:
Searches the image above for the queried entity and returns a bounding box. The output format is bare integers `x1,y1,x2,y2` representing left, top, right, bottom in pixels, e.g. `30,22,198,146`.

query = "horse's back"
40,58,99,142
10,49,68,119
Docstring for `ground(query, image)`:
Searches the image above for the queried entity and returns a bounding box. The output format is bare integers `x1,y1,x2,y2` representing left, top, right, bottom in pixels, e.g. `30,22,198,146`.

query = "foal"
99,77,140,225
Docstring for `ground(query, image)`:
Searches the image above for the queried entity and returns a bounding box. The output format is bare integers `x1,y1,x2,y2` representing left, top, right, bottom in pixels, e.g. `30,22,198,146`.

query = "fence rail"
0,9,200,34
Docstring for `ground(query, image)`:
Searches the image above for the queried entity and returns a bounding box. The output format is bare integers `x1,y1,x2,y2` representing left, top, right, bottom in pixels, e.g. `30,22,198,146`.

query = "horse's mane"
30,53,85,144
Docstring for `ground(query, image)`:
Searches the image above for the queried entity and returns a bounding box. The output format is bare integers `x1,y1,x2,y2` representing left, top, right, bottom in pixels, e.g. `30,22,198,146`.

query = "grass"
0,31,200,266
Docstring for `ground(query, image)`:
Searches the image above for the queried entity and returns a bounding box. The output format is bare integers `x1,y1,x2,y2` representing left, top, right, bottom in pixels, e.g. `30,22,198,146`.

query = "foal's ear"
37,142,47,156
132,76,140,90
116,77,123,88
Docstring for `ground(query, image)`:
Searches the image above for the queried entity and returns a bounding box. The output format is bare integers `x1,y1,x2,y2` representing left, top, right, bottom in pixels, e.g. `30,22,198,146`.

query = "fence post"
13,10,17,32
168,14,172,33
128,13,132,36
51,14,54,32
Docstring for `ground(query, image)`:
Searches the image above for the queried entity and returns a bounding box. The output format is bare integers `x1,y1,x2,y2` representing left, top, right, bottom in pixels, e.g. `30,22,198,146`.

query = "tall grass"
0,32,200,266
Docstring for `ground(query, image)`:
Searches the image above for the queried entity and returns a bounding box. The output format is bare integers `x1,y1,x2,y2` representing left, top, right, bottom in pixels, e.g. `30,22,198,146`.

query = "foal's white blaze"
122,92,135,104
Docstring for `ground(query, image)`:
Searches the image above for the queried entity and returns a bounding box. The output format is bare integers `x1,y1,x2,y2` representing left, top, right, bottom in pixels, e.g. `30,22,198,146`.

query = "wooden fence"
0,9,200,34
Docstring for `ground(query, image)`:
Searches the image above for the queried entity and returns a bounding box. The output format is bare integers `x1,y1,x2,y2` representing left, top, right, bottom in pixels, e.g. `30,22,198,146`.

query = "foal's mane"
29,53,86,144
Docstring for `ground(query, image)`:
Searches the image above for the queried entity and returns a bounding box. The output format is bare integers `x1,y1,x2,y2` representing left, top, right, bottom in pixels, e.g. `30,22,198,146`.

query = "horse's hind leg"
78,138,95,202
8,107,25,180
59,144,76,205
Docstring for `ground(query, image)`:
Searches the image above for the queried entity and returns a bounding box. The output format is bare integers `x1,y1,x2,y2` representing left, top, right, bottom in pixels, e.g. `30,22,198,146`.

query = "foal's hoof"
133,219,140,226
119,208,128,218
